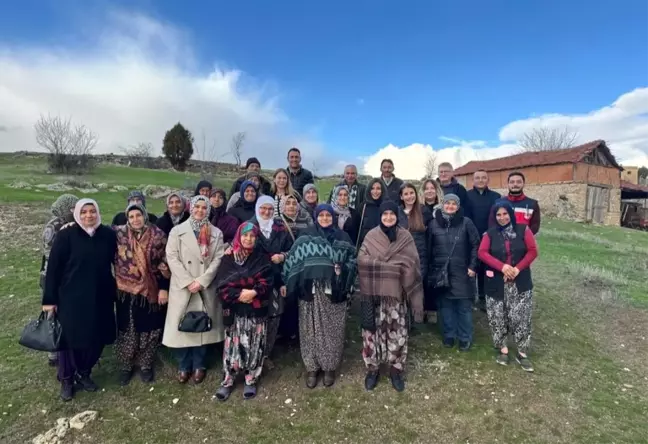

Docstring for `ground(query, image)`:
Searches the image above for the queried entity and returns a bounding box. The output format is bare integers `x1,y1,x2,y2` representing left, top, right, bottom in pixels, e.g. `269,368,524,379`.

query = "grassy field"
0,155,647,444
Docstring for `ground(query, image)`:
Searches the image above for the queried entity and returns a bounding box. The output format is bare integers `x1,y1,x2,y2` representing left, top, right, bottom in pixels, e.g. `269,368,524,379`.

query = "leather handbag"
178,291,212,333
19,311,62,352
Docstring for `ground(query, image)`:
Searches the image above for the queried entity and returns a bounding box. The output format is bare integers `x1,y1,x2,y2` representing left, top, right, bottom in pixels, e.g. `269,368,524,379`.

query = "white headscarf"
255,195,275,239
74,198,101,237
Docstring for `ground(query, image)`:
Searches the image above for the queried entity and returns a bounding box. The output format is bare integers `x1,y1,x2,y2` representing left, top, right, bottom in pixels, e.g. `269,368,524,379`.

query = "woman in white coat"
163,195,225,384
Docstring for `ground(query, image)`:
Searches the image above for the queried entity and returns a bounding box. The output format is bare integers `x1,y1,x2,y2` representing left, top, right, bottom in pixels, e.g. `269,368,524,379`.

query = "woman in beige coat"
163,195,225,384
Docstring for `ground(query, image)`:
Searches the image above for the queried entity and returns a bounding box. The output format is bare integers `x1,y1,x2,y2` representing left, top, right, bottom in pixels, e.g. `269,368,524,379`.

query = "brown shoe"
323,371,336,387
193,369,206,384
177,371,191,384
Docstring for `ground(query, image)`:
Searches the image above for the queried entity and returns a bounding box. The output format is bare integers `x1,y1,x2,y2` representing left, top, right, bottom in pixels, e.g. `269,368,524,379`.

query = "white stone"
284,398,292,404
69,411,97,430
172,398,179,405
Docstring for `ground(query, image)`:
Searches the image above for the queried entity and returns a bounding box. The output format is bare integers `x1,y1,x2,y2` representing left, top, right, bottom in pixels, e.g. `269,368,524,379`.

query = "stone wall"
492,182,621,226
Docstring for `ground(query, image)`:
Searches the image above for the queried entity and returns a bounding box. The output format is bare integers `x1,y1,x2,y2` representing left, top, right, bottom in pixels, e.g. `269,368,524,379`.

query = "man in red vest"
490,171,541,235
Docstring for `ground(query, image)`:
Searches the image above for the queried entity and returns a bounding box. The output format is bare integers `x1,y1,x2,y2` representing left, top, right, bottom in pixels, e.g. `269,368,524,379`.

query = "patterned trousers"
222,316,266,387
264,316,280,359
115,308,161,371
299,290,346,372
486,283,533,354
362,298,408,371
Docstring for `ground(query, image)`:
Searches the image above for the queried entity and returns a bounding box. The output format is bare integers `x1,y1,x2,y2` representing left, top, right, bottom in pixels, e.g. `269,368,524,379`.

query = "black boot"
76,373,98,392
323,371,336,387
364,371,379,391
60,379,74,402
119,370,133,386
389,368,405,392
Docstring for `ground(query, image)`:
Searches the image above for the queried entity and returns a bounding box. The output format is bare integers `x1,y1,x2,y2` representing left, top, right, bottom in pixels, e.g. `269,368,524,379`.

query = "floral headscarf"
74,198,102,237
331,185,351,229
280,194,299,219
166,192,187,226
232,222,258,265
51,194,79,222
190,195,211,257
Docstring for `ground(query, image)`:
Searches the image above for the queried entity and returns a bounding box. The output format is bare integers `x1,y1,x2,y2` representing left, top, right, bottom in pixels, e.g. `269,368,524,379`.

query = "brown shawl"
115,224,170,304
358,226,424,321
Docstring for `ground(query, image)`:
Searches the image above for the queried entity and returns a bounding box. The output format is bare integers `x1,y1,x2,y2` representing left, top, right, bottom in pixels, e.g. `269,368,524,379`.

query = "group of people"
38,147,541,402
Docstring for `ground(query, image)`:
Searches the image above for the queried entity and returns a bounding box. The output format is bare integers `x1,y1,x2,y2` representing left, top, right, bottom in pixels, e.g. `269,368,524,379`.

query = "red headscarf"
233,222,258,264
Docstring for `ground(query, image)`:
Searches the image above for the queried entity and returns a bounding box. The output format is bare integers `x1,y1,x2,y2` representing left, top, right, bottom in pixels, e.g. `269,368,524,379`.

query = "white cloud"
0,11,329,170
364,87,648,180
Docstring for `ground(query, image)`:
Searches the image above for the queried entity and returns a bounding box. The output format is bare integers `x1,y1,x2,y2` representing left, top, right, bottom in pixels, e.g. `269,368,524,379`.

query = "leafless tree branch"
518,126,579,152
230,131,246,167
34,114,98,173
424,151,438,178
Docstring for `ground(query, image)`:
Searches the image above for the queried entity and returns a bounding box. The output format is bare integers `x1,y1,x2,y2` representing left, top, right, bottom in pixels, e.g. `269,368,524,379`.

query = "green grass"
1,157,647,443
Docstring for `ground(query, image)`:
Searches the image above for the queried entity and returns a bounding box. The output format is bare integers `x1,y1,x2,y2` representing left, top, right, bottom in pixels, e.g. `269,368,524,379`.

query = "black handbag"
19,311,62,352
432,231,461,290
178,291,212,333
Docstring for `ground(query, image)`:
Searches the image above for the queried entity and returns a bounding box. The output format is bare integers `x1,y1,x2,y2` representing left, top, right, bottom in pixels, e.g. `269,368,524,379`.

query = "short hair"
508,171,526,182
474,169,488,175
438,162,453,170
344,164,357,172
380,159,394,167
287,147,301,156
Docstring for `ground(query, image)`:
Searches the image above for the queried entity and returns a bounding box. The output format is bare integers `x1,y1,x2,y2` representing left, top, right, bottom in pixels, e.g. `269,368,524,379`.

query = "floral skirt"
361,298,408,371
221,316,266,387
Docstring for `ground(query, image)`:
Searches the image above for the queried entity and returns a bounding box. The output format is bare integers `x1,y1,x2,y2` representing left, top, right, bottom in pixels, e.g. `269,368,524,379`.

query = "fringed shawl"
358,226,424,320
115,223,170,304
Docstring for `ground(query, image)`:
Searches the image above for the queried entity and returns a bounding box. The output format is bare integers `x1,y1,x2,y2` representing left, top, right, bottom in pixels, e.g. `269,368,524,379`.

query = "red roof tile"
621,180,648,192
453,140,621,176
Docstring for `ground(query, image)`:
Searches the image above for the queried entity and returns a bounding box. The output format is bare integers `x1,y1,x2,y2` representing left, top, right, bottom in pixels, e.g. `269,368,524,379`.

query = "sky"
0,0,647,178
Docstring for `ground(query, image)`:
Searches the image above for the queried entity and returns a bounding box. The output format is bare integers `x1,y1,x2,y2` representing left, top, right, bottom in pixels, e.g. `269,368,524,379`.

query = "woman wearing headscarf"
42,199,117,401
156,192,190,236
213,222,274,401
209,188,239,245
358,201,424,392
195,180,213,197
249,196,294,365
114,204,170,385
280,194,313,239
270,168,301,218
331,185,361,245
283,204,357,388
300,184,319,216
419,179,444,215
40,194,79,367
163,195,225,384
112,190,158,226
478,201,538,372
227,180,258,224
227,172,265,211
357,178,388,248
427,194,480,351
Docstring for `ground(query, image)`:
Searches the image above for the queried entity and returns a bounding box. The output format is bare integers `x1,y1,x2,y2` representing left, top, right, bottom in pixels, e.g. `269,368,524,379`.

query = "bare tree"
121,142,154,168
424,151,438,178
35,114,98,173
230,131,246,167
518,126,578,152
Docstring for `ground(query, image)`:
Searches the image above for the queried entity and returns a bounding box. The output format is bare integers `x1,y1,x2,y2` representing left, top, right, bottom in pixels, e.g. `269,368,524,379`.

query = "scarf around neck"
190,195,211,258
332,185,351,230
166,192,187,225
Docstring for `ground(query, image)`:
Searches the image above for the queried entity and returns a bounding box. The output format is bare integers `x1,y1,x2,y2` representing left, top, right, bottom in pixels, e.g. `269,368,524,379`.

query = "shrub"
162,123,194,171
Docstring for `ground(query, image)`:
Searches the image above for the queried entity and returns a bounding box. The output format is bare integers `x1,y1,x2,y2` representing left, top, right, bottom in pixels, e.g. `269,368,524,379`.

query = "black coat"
427,210,480,299
250,218,294,289
466,187,501,235
404,205,432,279
288,167,314,197
112,211,158,227
228,199,257,225
338,207,362,246
380,177,404,202
230,175,272,197
155,211,189,236
441,178,472,220
42,224,117,349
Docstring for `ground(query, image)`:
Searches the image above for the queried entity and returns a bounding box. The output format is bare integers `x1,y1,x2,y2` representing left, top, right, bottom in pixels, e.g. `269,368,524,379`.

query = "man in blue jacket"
438,162,472,220
466,170,501,311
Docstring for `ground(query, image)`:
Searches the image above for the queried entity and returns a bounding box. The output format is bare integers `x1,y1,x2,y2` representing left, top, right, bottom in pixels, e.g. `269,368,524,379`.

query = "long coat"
427,210,480,299
162,220,225,348
42,224,117,350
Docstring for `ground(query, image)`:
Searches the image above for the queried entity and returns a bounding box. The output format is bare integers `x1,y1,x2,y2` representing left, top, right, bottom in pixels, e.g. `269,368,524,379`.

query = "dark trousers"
476,262,486,301
57,345,104,381
440,297,473,343
175,346,207,372
424,283,438,311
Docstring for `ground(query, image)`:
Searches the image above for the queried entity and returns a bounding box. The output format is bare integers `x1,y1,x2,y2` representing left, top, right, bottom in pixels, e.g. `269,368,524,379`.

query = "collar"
473,186,489,194
507,192,527,202
288,166,302,175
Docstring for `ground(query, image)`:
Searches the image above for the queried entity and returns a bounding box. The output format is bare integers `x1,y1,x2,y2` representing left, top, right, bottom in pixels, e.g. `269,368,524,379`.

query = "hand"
334,264,342,276
467,269,476,278
280,286,287,298
501,264,516,280
271,254,284,264
187,280,202,293
42,305,56,312
224,247,233,255
510,267,520,279
158,290,169,305
239,289,257,303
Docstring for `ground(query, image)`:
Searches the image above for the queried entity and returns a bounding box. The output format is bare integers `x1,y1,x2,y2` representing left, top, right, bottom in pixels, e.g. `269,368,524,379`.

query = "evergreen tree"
162,123,194,171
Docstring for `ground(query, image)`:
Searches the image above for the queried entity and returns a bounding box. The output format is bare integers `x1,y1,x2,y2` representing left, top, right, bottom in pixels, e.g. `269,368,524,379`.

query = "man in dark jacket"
111,190,158,226
438,162,472,220
326,164,366,210
230,157,272,196
489,171,541,235
287,147,314,196
378,159,404,202
467,170,501,311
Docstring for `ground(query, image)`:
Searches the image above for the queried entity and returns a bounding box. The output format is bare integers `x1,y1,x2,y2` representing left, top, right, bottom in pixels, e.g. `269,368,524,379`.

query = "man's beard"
509,188,524,196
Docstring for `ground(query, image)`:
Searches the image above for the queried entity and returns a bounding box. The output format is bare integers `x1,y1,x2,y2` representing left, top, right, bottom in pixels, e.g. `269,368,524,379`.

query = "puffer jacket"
427,209,480,299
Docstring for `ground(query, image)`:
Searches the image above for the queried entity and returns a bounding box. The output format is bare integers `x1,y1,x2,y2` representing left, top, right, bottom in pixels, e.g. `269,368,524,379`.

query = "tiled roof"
621,180,648,192
453,140,621,176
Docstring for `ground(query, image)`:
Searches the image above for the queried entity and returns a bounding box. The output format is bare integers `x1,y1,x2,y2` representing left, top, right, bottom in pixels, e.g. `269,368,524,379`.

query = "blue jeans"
440,297,473,343
175,346,207,372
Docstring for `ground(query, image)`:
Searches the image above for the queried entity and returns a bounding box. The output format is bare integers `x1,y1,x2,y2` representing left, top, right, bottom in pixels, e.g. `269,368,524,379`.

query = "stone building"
453,140,623,226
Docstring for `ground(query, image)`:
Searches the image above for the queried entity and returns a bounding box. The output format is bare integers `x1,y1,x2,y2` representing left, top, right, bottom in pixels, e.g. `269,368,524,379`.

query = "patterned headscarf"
74,198,101,237
166,192,187,225
255,195,275,239
280,194,299,219
331,185,351,229
125,203,149,236
51,194,79,222
127,190,146,207
233,222,258,265
492,200,517,240
190,195,211,257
